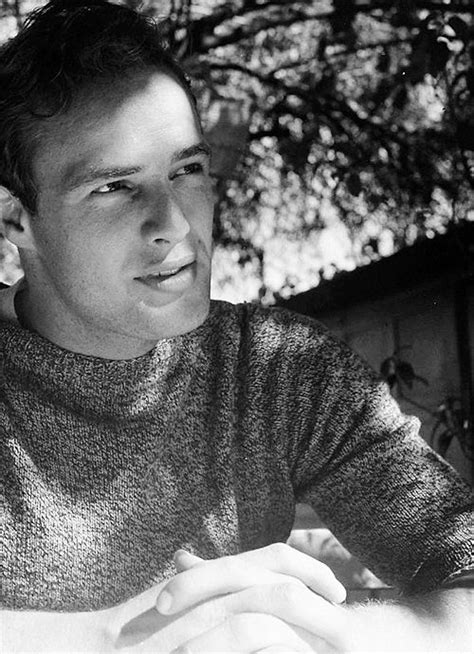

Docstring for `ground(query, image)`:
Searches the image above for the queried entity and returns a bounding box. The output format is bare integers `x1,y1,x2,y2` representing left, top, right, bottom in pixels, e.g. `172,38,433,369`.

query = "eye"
93,180,131,194
173,162,205,178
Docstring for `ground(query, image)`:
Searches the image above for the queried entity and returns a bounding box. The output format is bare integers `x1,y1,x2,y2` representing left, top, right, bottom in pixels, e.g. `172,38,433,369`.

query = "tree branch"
324,37,414,60
207,60,414,149
189,8,324,54
180,0,474,56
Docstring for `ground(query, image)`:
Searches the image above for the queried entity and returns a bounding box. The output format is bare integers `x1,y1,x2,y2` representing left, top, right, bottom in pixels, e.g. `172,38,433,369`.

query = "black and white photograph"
1,0,473,651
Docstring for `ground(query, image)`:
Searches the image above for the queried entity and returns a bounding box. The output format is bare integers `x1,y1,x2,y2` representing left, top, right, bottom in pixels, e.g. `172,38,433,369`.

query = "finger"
117,584,337,653
156,544,345,615
157,557,277,615
117,594,228,652
170,612,313,653
110,579,168,642
223,582,350,651
174,549,203,573
255,648,299,653
190,543,346,603
235,543,346,603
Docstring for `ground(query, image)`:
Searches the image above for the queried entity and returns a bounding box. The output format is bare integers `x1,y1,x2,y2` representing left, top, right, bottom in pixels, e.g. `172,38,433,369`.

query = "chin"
172,304,210,337
146,293,211,340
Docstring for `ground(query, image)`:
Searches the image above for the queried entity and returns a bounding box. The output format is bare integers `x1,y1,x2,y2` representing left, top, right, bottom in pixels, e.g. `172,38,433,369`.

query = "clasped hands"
111,543,353,653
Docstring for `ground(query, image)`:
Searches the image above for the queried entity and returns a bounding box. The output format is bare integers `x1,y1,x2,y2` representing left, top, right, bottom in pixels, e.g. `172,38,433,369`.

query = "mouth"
135,257,197,292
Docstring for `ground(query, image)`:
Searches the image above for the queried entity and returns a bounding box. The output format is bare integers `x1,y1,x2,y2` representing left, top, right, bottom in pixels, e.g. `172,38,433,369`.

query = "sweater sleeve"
266,308,473,596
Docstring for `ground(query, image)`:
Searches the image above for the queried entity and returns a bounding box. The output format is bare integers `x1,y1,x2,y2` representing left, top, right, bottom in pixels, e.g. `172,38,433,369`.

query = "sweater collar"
0,280,207,419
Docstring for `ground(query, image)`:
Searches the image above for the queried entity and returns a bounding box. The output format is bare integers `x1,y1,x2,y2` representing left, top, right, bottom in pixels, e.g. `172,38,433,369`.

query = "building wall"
313,274,473,483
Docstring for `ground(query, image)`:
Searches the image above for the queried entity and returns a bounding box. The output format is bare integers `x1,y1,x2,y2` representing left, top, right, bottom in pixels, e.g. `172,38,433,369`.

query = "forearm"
0,579,169,653
1,608,112,653
347,588,473,653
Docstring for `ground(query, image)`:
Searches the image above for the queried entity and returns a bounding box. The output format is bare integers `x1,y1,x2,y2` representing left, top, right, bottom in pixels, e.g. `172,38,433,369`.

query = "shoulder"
206,299,330,348
205,300,373,380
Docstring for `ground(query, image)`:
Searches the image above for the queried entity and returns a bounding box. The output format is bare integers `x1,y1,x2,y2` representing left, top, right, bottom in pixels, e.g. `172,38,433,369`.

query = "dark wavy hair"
0,0,196,213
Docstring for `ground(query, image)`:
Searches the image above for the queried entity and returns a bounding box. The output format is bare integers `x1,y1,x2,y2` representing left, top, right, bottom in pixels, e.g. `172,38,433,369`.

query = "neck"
15,284,159,361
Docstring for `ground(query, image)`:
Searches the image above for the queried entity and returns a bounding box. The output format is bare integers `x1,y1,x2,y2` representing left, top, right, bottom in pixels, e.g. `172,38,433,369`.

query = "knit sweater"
1,286,472,611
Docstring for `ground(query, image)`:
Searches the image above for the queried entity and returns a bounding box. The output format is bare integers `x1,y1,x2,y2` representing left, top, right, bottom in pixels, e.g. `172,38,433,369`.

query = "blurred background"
1,0,473,595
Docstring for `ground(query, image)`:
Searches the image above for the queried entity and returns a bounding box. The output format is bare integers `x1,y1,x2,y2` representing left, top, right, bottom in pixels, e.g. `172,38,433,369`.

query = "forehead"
32,70,201,191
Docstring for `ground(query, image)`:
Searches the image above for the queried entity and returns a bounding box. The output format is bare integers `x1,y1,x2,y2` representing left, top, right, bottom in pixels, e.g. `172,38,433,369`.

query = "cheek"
32,209,118,279
180,181,214,234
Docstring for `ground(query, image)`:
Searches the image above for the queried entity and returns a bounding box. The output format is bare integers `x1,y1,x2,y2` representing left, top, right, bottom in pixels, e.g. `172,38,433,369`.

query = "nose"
141,190,190,245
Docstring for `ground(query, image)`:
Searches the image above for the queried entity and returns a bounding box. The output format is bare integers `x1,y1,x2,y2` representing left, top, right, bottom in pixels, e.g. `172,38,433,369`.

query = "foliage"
380,352,429,390
430,397,472,461
380,352,473,461
1,0,473,299
167,0,474,300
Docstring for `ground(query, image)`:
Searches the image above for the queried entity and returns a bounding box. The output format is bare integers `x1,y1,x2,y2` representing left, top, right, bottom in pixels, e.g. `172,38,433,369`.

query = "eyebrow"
172,141,211,164
62,140,211,191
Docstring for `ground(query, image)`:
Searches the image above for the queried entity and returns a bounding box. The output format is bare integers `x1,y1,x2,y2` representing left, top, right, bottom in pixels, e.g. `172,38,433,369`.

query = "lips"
136,255,196,281
134,255,197,295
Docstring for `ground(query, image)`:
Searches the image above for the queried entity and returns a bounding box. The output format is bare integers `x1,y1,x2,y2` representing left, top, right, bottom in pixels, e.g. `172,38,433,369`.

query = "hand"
116,543,351,653
162,542,347,610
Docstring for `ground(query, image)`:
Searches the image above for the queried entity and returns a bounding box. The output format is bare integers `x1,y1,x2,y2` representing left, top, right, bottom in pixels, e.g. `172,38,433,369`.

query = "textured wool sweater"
1,282,472,611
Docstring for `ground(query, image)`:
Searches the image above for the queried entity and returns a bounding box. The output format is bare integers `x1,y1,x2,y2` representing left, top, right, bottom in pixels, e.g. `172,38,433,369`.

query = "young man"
0,0,472,651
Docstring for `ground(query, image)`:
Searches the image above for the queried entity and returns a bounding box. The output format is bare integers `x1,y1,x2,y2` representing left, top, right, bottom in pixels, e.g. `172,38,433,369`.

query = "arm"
347,586,473,652
118,547,473,653
277,320,472,596
0,579,168,653
0,609,111,653
286,331,473,649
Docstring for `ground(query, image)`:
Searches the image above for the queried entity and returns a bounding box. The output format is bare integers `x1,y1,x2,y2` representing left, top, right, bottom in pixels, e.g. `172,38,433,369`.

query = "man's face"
24,70,214,358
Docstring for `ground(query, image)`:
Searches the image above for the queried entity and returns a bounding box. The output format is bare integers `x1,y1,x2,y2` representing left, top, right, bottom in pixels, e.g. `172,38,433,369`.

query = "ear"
0,186,36,250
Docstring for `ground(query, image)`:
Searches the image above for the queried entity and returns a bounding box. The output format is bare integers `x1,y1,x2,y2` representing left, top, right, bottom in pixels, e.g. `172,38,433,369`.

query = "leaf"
367,192,383,209
279,138,311,174
377,50,391,73
407,32,430,83
396,360,416,388
365,238,379,254
386,374,398,389
380,357,394,377
393,85,408,110
346,172,362,196
317,34,327,61
467,69,474,94
413,374,429,386
373,79,393,108
380,357,397,388
238,252,252,265
428,39,450,77
448,16,469,40
437,430,454,458
457,122,474,150
337,142,359,159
